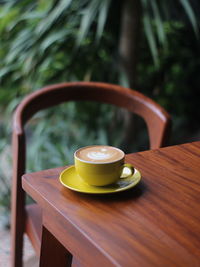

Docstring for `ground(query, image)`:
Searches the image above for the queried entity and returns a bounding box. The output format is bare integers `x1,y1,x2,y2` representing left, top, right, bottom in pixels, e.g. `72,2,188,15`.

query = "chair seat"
25,204,42,256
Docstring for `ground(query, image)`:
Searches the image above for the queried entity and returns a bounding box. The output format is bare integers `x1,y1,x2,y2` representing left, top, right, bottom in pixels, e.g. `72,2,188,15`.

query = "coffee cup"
74,145,134,186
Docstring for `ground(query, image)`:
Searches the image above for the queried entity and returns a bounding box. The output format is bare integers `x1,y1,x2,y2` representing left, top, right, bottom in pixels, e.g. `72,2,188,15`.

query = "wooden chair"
11,81,171,267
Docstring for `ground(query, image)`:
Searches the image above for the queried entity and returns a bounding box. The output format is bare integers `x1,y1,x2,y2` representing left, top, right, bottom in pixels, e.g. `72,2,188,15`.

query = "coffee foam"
76,146,124,163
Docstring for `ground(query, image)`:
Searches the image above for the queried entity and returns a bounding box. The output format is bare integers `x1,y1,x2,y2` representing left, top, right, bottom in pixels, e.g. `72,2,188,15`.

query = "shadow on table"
73,180,147,203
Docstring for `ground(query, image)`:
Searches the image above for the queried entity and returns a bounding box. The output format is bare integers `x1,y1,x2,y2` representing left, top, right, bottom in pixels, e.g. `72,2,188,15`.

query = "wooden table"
22,142,200,266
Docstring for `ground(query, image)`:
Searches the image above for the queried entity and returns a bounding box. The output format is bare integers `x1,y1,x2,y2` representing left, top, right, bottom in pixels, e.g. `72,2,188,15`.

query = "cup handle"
120,163,134,179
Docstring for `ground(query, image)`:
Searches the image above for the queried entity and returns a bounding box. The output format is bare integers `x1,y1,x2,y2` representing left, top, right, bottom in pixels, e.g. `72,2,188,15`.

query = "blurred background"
0,0,200,223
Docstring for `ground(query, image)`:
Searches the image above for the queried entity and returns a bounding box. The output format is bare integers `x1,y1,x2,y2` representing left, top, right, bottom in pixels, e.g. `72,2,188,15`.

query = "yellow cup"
74,146,134,186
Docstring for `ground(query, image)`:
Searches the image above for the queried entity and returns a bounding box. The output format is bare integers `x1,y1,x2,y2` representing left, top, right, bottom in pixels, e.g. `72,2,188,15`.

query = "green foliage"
77,0,112,45
0,0,118,109
141,0,199,65
138,21,200,142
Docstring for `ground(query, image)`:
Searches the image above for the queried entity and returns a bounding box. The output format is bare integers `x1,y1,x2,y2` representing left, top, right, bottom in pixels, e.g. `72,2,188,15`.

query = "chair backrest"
13,81,171,145
13,80,171,182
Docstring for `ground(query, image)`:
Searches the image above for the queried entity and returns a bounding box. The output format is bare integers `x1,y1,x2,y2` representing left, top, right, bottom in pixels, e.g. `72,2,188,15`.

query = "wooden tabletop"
22,142,200,266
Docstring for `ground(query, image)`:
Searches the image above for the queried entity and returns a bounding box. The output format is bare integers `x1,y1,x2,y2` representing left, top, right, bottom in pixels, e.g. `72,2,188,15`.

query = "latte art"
75,145,124,163
87,151,111,160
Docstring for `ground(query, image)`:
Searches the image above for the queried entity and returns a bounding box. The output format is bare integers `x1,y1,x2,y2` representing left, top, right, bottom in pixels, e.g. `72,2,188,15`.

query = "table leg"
39,226,73,267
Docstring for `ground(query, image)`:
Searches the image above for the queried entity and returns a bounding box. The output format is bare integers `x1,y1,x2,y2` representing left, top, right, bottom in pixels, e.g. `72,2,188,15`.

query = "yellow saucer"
59,166,141,194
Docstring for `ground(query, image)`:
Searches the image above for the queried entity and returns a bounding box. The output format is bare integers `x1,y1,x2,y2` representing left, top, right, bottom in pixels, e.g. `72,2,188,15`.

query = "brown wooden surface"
11,82,171,267
39,226,72,267
25,204,42,256
22,141,200,266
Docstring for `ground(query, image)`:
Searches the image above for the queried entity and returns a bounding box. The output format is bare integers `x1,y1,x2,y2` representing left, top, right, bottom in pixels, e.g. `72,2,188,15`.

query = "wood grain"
22,141,200,266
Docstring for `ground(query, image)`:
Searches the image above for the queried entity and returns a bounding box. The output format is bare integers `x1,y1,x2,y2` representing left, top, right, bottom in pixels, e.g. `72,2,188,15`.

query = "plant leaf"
179,0,199,36
77,0,100,46
96,0,111,40
36,0,73,37
142,0,159,66
150,0,166,45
